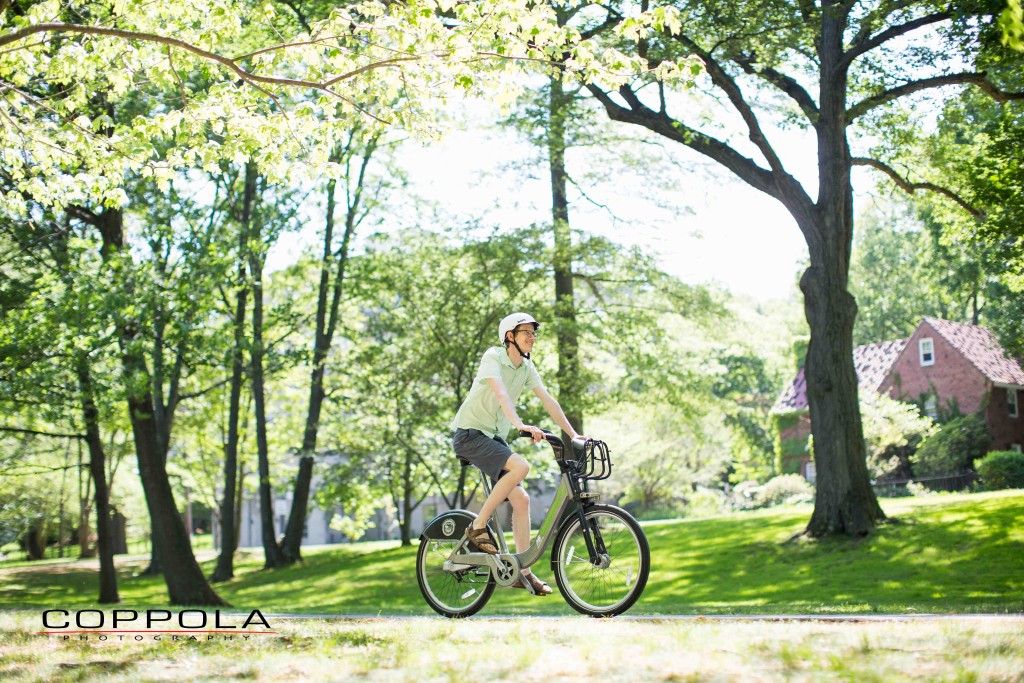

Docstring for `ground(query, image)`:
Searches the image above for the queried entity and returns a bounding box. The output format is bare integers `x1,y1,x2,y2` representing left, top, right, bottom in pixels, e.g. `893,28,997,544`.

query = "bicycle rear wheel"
551,504,649,617
417,537,494,618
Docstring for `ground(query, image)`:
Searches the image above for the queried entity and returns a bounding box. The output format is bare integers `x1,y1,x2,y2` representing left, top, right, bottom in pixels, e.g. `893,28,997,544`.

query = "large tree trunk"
211,245,248,582
548,73,583,439
280,143,364,563
245,166,287,569
253,284,285,570
278,186,339,560
401,448,414,547
139,527,162,575
24,517,47,560
141,319,171,573
97,206,226,605
235,461,246,551
802,6,885,536
77,458,95,559
77,355,120,603
800,253,883,535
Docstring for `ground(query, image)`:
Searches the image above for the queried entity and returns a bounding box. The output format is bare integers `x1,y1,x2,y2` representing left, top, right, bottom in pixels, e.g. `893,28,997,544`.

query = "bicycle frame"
443,433,606,584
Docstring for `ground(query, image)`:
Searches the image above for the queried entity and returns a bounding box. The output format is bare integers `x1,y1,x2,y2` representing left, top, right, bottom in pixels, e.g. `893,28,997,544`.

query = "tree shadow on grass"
214,543,428,614
640,501,1024,613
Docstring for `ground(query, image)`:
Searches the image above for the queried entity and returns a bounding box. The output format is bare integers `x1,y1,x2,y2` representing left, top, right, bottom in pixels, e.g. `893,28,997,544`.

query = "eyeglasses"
515,329,539,338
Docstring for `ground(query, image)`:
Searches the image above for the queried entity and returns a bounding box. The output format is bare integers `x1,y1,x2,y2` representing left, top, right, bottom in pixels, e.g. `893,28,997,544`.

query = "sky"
269,96,883,303
394,100,812,302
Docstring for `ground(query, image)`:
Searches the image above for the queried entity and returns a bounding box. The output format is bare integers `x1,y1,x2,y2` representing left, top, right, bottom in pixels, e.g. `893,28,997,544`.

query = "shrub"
905,480,936,496
683,488,728,518
731,480,762,510
911,414,991,478
975,451,1024,490
632,504,685,522
860,394,935,479
755,474,814,508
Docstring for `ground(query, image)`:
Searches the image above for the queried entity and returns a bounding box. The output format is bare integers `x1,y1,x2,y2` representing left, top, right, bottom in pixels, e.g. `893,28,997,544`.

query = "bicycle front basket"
572,439,612,481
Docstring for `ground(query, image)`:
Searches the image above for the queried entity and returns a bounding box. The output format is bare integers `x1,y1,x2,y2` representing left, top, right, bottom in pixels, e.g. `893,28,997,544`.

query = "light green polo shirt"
451,346,544,439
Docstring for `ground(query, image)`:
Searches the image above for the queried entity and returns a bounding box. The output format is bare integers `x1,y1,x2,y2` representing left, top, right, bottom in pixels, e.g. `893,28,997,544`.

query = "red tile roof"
773,318,1024,414
772,339,906,414
922,317,1024,386
855,339,908,393
773,367,807,414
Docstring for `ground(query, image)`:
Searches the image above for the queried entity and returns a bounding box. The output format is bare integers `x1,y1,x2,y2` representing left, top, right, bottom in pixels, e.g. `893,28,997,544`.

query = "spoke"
557,512,643,612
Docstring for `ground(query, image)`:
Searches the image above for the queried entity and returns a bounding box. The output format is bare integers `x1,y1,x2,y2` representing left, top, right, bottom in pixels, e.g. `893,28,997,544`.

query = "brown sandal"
466,526,498,554
512,573,553,596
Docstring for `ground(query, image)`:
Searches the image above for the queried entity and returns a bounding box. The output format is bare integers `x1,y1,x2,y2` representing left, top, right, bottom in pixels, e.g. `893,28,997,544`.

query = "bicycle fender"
420,509,477,541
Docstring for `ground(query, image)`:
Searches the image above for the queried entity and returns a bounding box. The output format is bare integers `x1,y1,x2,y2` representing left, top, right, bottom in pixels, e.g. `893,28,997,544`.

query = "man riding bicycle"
450,312,583,596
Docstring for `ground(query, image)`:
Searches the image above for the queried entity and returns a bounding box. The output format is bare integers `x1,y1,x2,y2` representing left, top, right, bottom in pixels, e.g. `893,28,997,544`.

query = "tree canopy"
0,0,699,213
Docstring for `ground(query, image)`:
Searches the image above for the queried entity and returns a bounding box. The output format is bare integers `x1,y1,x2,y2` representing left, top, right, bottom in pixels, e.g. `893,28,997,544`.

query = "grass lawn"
2,613,1022,682
1,490,1022,616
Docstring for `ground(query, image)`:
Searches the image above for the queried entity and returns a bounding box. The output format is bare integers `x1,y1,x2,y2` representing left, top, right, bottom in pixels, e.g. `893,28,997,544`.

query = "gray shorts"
452,428,519,485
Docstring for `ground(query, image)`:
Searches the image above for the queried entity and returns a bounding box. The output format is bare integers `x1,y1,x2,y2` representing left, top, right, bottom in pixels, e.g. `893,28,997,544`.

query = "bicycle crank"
492,554,521,587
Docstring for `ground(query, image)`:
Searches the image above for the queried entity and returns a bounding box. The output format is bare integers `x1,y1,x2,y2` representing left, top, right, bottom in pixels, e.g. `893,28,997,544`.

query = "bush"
683,488,728,518
754,474,814,508
911,414,991,478
976,451,1024,490
860,394,935,479
901,481,931,497
631,504,686,522
731,480,762,510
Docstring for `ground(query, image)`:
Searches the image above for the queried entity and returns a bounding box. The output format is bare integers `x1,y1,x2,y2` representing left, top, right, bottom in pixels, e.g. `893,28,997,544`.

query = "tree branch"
844,10,951,66
65,205,102,226
586,83,779,200
0,426,85,439
852,157,983,219
566,171,620,222
0,23,400,121
848,71,1024,120
667,32,788,175
276,0,313,34
796,0,816,21
731,52,819,121
579,11,622,41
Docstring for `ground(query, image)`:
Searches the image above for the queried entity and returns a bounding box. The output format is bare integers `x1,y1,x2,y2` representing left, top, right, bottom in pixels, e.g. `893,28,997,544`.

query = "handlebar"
518,429,612,480
517,429,588,452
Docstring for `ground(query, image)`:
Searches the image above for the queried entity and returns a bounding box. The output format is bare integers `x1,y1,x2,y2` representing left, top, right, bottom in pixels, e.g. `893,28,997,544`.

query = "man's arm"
533,386,581,441
486,378,545,442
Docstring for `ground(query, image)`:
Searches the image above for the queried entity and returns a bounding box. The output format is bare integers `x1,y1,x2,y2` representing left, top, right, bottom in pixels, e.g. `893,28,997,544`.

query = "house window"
919,338,935,366
924,395,938,419
1009,389,1019,418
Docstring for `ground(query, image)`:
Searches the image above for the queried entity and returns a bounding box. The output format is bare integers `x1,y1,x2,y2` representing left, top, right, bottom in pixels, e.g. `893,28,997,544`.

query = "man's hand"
519,424,546,443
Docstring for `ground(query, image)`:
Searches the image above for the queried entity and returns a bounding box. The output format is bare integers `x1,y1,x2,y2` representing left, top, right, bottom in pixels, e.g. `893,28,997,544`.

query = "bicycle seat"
457,456,470,468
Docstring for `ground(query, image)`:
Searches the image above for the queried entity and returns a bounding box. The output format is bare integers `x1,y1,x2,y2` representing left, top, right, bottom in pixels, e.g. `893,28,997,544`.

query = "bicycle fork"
570,504,605,567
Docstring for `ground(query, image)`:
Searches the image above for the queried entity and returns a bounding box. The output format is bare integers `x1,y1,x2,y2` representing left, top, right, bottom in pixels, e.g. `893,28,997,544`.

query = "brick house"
772,318,1024,481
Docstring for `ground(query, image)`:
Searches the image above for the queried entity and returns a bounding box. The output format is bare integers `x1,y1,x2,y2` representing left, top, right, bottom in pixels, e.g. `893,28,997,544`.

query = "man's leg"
507,486,531,554
471,453,529,531
506,484,552,593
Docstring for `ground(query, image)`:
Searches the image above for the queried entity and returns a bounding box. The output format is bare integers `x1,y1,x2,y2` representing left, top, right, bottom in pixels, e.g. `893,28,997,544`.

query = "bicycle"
416,430,650,618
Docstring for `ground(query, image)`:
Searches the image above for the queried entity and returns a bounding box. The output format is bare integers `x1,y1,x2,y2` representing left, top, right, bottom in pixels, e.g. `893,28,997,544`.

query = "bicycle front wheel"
416,537,494,618
551,504,650,617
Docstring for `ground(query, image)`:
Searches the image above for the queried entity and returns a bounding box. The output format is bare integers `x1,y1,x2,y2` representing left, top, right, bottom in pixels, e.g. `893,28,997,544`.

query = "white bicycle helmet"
498,312,540,344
